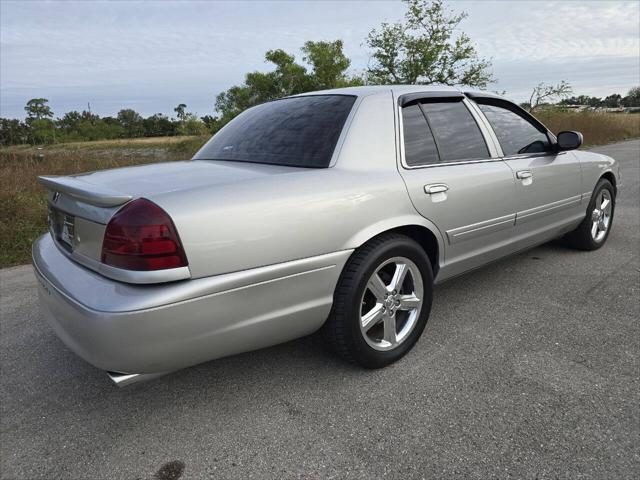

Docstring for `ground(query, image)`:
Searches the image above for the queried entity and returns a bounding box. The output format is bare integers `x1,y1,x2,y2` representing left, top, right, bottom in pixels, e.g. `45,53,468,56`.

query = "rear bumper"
33,234,351,374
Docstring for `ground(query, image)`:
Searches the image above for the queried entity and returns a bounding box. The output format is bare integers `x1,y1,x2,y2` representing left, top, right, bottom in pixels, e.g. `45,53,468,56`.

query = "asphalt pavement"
1,140,638,479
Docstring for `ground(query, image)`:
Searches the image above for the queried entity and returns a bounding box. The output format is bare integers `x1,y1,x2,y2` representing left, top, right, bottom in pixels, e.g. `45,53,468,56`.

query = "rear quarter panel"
152,168,431,279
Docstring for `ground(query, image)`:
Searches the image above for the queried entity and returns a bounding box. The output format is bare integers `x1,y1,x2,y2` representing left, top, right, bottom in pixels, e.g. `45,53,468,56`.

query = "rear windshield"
193,95,357,168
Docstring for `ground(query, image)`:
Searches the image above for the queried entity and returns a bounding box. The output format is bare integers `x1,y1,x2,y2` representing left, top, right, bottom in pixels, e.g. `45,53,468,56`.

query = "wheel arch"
600,171,617,195
344,217,444,278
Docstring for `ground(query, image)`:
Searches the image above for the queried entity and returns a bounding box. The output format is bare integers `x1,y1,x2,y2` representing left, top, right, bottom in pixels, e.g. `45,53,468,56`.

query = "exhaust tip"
107,371,169,387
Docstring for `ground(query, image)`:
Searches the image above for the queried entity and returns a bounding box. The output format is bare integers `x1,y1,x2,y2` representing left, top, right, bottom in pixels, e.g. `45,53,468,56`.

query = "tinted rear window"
402,103,439,166
193,95,356,168
421,101,489,162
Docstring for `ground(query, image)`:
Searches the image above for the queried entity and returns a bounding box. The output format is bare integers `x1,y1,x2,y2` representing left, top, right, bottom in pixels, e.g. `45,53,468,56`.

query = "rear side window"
402,100,490,166
402,104,439,166
477,103,551,156
421,102,490,162
193,95,356,168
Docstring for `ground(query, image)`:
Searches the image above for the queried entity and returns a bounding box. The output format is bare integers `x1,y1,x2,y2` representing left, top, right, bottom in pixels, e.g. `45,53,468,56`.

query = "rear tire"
322,233,433,369
564,178,615,251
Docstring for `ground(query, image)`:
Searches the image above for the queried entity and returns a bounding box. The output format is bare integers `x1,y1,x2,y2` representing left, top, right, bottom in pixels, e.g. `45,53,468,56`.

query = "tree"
28,119,56,144
0,118,29,146
57,111,84,132
177,114,209,136
116,109,144,137
621,86,640,107
602,94,622,108
301,40,362,90
24,98,53,120
213,40,361,130
200,115,221,133
143,113,178,137
525,81,572,112
174,104,187,122
365,0,493,86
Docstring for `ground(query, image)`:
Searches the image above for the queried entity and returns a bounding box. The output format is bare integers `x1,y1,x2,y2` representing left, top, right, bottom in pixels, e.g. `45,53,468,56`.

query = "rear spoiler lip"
38,175,133,207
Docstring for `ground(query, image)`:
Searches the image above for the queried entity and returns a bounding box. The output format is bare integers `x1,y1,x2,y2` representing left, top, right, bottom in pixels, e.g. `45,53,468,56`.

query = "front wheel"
322,233,433,369
564,178,615,250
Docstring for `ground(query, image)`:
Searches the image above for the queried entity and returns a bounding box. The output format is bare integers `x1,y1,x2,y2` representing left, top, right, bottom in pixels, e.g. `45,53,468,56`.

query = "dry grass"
0,136,208,267
1,112,639,268
536,111,640,146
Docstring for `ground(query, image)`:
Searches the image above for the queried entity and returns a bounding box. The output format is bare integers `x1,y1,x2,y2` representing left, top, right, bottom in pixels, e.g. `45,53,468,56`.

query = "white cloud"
1,0,638,118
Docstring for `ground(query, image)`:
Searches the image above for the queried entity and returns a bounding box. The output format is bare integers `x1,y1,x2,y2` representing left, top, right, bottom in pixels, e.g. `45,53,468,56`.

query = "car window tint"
421,101,490,162
478,103,551,156
193,95,356,168
402,104,439,166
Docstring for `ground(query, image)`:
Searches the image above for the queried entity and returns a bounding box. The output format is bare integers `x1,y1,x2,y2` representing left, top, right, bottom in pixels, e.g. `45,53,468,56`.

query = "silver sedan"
33,86,620,386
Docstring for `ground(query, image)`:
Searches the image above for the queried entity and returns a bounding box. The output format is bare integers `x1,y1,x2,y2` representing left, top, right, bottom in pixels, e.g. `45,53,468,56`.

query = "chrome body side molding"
446,213,516,245
515,195,582,224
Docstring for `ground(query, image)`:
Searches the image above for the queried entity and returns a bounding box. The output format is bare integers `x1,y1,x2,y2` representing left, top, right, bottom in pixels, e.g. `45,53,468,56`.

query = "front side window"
193,95,356,168
477,103,551,156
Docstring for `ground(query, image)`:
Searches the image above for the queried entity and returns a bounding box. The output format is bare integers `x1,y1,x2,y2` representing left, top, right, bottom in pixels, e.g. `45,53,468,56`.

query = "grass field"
536,111,640,146
1,112,639,268
0,135,208,267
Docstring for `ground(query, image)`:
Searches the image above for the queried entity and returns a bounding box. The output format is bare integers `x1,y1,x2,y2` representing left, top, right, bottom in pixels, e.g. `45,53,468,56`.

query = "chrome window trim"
501,151,566,161
397,97,502,171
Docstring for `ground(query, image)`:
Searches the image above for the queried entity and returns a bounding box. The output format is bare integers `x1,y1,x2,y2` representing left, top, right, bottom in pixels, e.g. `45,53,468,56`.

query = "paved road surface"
1,140,638,479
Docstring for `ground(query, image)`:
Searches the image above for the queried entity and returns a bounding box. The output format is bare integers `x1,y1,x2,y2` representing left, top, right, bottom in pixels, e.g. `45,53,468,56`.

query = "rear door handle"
424,183,449,194
516,170,532,179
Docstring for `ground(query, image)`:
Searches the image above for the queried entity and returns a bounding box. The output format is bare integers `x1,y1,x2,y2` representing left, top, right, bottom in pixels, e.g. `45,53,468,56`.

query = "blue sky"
1,0,639,119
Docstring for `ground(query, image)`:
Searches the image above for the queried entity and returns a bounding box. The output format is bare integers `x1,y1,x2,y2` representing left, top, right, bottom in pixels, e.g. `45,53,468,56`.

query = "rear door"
469,97,583,238
396,93,517,279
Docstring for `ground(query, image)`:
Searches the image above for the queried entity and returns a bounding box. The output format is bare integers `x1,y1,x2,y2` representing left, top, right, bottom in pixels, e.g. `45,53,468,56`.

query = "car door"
396,93,518,280
469,96,583,240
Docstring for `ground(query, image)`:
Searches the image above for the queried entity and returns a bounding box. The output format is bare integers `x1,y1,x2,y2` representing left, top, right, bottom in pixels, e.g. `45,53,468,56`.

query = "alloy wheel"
359,257,424,351
590,189,612,242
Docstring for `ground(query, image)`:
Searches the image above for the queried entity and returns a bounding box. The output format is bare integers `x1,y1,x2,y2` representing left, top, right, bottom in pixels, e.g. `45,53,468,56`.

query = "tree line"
518,81,640,113
0,99,210,146
1,0,639,147
558,90,640,109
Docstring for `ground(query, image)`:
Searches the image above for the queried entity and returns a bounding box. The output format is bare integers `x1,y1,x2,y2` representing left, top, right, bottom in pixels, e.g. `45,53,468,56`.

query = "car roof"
291,85,498,99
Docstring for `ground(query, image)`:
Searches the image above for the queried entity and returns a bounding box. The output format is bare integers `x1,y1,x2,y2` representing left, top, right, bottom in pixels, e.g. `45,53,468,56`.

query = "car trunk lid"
39,159,301,282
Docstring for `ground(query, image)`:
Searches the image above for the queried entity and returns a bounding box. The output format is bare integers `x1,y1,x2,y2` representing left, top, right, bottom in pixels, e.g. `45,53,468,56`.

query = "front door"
396,95,517,280
472,100,583,239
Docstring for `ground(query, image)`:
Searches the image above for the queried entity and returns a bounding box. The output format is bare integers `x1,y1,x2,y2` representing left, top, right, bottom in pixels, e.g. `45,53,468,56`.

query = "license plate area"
48,206,75,252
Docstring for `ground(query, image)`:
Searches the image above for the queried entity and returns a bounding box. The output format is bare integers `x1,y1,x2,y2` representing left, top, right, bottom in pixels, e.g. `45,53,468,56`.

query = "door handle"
516,170,532,180
424,183,449,194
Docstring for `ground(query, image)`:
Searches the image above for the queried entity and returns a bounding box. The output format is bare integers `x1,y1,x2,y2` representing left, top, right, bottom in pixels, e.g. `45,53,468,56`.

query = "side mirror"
557,131,583,151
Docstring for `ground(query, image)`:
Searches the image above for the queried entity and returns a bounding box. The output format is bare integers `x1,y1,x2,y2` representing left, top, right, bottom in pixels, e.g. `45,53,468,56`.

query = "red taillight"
101,198,188,271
